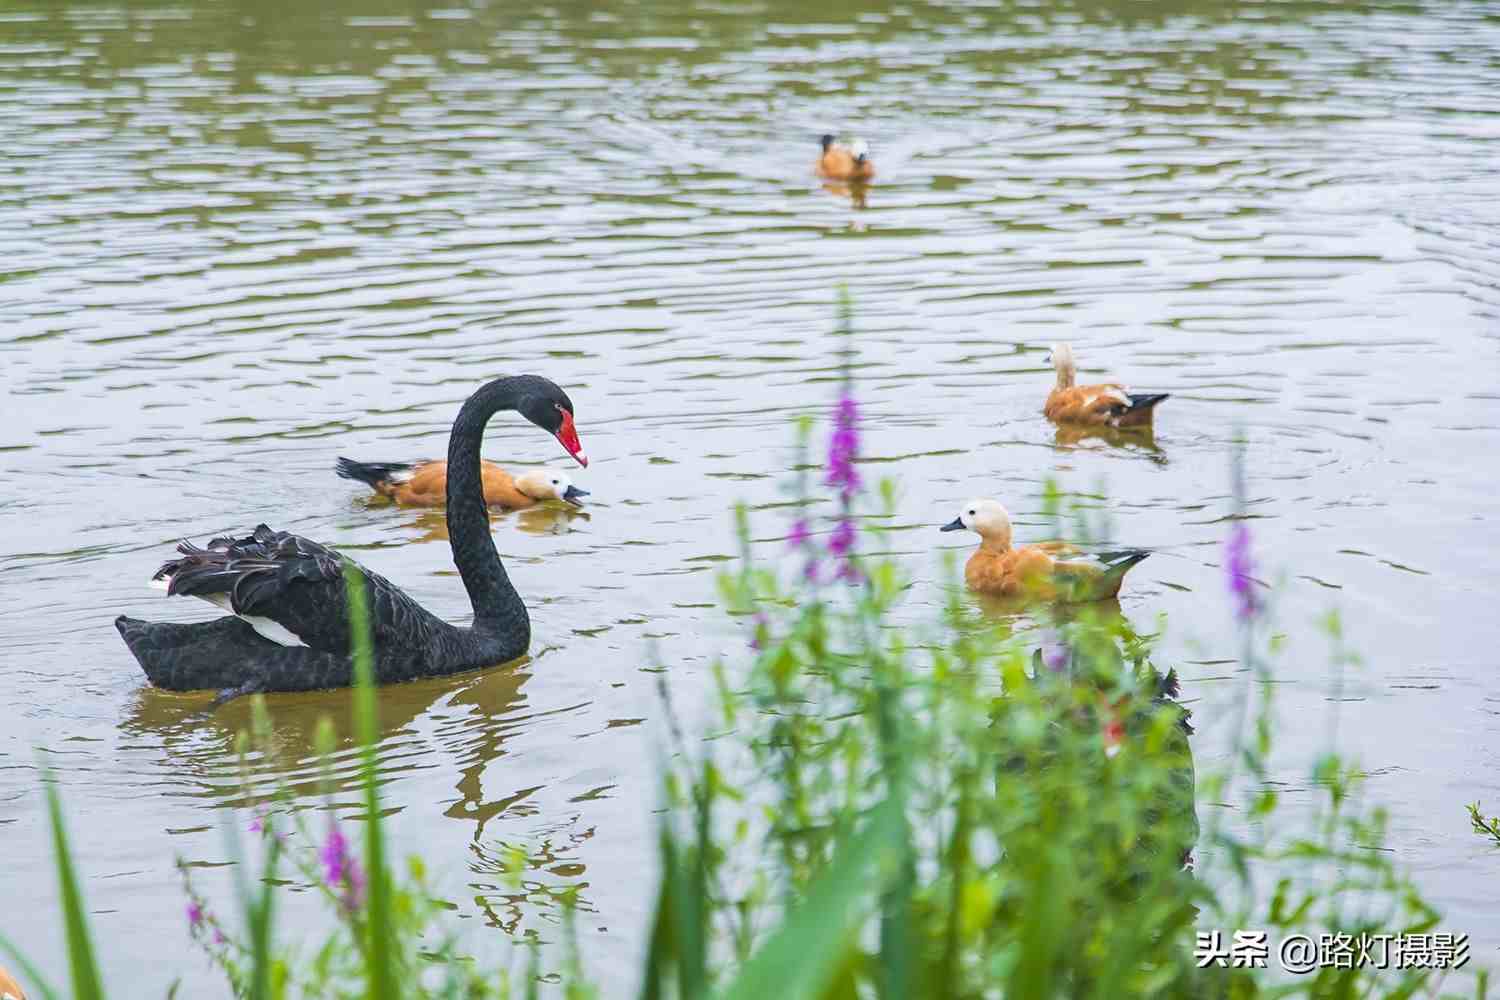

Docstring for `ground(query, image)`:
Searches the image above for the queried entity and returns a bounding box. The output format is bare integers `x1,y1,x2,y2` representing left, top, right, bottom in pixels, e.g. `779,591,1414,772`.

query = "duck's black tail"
1096,549,1151,594
1098,549,1151,573
1117,394,1169,426
335,457,411,490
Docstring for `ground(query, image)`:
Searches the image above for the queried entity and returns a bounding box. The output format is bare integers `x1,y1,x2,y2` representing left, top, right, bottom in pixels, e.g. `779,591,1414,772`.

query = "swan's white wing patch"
152,575,307,647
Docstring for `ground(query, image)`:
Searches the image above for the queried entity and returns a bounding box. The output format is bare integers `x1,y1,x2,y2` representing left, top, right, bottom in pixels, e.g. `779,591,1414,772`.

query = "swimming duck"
337,458,587,510
939,498,1149,601
815,134,875,182
1043,343,1168,428
0,964,27,1000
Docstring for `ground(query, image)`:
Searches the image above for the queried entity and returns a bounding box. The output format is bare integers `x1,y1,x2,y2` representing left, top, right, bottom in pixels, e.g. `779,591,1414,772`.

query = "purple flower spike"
787,518,811,549
824,394,862,500
1041,631,1071,674
1225,521,1259,622
186,901,204,930
321,823,366,913
827,518,855,558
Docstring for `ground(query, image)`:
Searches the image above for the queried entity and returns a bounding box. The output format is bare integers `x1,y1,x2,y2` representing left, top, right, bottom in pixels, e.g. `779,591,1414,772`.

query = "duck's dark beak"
939,516,964,532
562,485,589,508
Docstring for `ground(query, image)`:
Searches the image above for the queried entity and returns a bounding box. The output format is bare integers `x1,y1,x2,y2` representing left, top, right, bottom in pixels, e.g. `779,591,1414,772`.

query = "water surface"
3,0,1500,992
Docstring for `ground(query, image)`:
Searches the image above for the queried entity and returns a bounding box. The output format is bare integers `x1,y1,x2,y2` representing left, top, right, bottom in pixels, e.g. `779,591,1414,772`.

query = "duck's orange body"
942,498,1149,603
964,542,1128,601
816,136,875,182
0,965,28,1000
336,458,586,510
392,460,531,508
1044,383,1154,427
1044,343,1167,428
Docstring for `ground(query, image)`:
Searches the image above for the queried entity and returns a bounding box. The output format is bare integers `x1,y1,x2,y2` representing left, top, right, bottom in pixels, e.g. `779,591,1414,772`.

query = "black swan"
115,375,588,695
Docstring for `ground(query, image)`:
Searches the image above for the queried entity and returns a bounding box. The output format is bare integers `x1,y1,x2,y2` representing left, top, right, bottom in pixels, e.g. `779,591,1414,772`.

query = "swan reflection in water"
119,654,602,926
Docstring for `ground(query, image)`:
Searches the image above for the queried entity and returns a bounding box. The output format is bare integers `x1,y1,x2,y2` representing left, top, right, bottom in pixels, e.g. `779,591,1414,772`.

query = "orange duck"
940,498,1149,602
337,458,588,510
815,134,875,182
1042,343,1168,428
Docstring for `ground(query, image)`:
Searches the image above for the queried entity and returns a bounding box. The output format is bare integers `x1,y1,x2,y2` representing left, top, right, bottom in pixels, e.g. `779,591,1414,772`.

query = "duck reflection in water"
403,504,590,544
821,179,870,210
964,597,1199,871
1052,422,1166,464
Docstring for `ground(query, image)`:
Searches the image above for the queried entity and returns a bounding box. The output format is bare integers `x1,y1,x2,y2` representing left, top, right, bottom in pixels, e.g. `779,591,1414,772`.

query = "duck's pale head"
516,469,590,507
1045,342,1076,388
940,498,1013,547
849,138,870,163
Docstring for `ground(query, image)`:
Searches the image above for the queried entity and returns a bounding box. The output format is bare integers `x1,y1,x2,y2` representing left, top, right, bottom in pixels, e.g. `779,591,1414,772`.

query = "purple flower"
213,928,226,946
827,518,855,558
1225,521,1259,622
186,901,204,930
320,824,366,913
824,394,862,500
249,811,265,835
1041,631,1071,673
787,518,811,549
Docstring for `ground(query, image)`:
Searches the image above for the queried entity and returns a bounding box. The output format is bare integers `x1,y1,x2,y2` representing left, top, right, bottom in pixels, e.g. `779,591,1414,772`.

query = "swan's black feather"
154,523,458,658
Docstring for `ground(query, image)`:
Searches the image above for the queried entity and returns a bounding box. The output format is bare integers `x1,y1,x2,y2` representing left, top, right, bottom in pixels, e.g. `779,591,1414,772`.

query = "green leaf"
344,563,396,1000
715,797,903,1000
42,771,106,1000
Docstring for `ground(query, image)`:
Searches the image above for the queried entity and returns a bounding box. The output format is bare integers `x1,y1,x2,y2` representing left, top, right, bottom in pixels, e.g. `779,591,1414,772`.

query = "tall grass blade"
247,834,280,1000
41,771,106,1000
0,932,61,1000
344,563,396,1000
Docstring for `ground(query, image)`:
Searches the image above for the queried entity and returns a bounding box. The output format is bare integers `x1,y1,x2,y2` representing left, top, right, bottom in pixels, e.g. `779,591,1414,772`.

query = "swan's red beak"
556,409,587,467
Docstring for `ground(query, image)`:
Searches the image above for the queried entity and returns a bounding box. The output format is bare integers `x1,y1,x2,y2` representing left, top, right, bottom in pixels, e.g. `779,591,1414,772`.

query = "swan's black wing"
157,524,449,654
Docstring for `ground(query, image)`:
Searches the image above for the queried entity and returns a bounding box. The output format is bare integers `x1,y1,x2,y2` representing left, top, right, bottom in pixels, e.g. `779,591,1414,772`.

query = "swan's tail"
116,614,274,691
1116,394,1169,427
336,457,412,491
116,614,346,693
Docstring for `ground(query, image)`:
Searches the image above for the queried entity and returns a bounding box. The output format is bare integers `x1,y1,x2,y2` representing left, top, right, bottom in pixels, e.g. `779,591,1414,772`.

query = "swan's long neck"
446,378,532,640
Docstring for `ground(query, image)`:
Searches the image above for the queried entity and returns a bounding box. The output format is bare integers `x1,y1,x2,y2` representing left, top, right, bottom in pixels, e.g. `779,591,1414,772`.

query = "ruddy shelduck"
0,964,26,1000
940,498,1150,601
1043,343,1168,428
337,458,588,510
815,134,875,182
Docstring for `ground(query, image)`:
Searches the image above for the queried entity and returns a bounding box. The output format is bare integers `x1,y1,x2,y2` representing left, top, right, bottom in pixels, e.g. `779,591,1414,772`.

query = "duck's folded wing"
155,524,441,653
